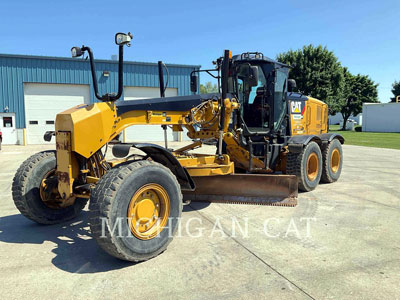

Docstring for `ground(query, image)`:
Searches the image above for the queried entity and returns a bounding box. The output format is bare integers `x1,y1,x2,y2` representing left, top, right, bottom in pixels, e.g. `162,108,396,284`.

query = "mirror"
115,32,133,46
249,66,259,87
190,74,198,93
288,79,297,92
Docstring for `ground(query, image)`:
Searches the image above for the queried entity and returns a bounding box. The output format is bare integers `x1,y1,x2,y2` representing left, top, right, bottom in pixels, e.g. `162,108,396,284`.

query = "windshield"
235,62,288,132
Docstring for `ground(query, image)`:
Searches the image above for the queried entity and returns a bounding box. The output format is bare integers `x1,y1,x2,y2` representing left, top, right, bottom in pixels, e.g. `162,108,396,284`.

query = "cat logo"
291,101,303,114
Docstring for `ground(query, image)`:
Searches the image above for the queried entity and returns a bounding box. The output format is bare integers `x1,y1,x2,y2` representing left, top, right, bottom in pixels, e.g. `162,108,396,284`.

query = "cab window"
273,69,288,129
236,64,266,105
248,66,266,104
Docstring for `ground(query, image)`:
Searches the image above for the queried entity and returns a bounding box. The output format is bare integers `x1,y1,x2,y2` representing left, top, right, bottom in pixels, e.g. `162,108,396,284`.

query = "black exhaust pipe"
158,61,165,98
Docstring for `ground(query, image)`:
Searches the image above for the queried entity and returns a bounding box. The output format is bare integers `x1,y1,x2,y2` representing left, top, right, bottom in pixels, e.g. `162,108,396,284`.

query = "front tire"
12,151,88,224
287,141,323,192
89,160,182,262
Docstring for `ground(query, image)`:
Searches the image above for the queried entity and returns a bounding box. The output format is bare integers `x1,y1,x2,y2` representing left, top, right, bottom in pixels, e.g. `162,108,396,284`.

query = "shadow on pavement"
0,211,134,274
183,201,211,212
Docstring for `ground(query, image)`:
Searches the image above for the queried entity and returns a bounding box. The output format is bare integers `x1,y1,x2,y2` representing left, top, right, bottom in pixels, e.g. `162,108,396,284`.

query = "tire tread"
12,151,87,224
89,160,182,262
321,139,342,183
286,141,322,192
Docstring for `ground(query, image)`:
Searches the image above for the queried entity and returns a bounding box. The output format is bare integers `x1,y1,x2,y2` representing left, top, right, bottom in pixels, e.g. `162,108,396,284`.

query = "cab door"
239,64,271,132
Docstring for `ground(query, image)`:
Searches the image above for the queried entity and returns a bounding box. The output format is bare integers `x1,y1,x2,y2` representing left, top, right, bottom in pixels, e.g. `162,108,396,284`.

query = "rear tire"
321,139,343,183
89,160,182,262
287,141,323,192
12,151,88,224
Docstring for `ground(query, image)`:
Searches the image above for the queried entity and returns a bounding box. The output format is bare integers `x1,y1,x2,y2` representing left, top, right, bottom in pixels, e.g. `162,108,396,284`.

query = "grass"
328,125,400,150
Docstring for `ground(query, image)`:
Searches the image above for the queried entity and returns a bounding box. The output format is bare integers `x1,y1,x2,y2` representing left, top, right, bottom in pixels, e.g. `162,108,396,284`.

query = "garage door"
24,83,90,144
124,86,180,142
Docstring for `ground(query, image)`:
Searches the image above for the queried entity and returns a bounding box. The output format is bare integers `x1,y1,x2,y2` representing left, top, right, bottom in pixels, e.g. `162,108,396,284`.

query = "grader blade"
183,174,298,207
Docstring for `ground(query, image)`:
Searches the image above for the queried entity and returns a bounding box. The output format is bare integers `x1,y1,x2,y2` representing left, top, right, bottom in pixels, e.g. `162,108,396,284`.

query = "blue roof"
0,53,201,69
0,53,200,128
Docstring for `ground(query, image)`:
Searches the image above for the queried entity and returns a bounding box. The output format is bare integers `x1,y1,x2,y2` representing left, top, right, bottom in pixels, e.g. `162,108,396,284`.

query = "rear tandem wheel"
286,141,323,192
321,139,343,183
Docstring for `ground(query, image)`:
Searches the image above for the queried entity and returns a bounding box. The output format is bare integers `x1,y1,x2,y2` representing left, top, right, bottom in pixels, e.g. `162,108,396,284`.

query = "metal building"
0,54,200,144
362,102,400,132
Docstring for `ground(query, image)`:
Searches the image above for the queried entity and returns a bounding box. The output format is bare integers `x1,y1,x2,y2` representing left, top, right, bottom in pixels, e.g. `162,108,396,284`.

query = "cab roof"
232,53,290,68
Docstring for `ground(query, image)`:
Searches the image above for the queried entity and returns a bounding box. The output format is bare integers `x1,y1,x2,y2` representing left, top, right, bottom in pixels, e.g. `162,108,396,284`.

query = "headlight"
71,47,83,58
115,32,133,46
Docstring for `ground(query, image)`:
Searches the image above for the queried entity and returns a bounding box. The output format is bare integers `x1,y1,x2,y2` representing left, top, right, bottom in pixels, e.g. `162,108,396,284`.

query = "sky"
1,0,399,102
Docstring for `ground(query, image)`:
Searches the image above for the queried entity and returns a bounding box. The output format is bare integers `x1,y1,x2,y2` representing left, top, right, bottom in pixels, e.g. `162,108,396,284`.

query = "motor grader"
12,33,344,262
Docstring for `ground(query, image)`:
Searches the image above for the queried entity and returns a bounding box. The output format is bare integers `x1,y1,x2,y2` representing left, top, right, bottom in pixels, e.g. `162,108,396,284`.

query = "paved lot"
0,143,399,299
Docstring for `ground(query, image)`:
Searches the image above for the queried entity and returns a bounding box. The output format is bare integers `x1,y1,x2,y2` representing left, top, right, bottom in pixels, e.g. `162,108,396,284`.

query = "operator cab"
230,53,291,137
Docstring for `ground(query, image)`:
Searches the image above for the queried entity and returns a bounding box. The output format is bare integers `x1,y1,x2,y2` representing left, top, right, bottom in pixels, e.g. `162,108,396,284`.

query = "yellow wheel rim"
306,152,319,181
330,148,340,173
40,169,66,209
127,183,170,240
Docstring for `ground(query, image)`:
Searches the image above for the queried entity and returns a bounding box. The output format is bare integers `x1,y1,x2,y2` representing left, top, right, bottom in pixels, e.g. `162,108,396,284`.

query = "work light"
115,32,133,46
71,47,83,58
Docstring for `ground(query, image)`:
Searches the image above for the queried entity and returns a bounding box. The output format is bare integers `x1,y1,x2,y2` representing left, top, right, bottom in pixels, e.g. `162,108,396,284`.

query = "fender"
287,135,322,153
112,143,195,191
318,133,345,144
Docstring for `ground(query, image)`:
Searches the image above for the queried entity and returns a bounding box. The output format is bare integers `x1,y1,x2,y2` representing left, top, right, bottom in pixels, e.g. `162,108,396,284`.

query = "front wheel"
12,151,88,224
89,160,182,262
286,141,323,192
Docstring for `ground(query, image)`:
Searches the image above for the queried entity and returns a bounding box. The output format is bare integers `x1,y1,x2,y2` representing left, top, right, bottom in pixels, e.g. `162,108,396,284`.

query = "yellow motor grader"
12,33,343,262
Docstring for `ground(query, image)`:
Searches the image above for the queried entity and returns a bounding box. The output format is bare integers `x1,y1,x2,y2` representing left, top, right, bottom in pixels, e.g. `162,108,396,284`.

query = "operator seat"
244,95,269,128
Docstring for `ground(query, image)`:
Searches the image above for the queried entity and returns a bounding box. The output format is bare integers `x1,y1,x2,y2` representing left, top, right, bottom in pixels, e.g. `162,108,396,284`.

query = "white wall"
362,103,400,132
123,87,189,142
24,83,90,144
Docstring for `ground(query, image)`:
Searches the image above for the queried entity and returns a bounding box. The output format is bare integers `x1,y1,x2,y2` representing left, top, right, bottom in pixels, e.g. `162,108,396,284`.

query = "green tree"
277,45,344,114
340,68,379,130
390,80,400,102
200,82,218,94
